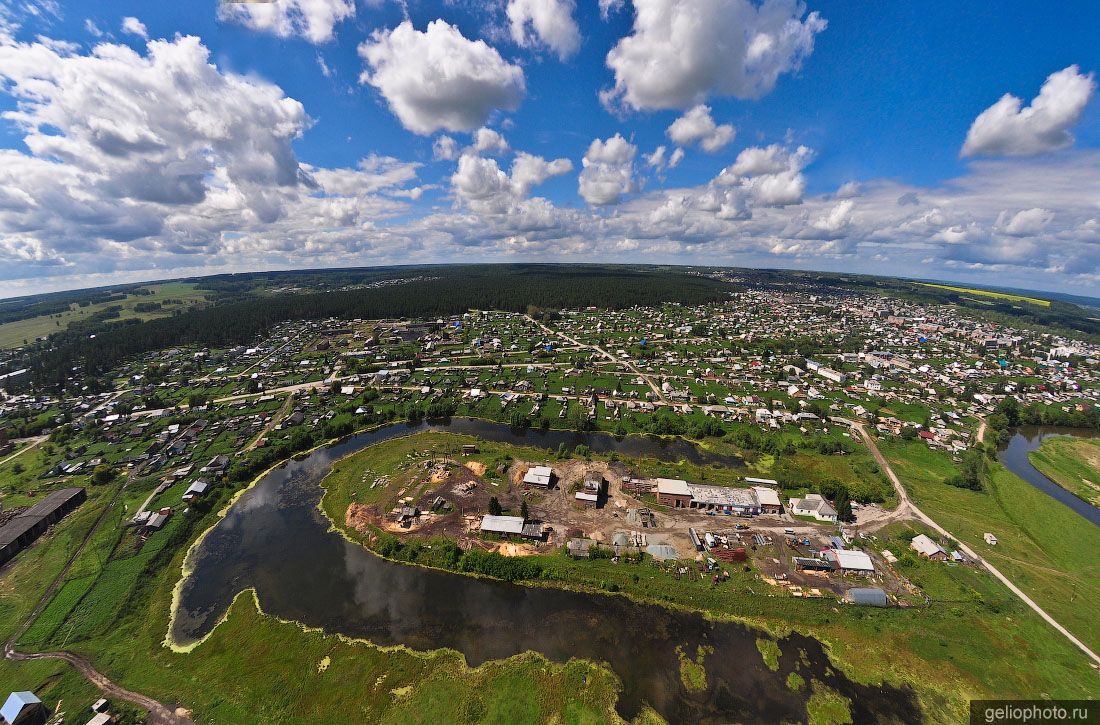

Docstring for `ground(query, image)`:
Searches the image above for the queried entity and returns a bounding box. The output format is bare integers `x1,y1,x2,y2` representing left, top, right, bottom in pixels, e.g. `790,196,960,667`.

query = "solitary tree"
488,496,503,516
520,500,530,521
92,464,114,485
834,488,854,522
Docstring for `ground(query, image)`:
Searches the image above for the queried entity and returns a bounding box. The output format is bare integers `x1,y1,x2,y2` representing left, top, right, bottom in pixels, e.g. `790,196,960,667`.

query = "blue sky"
0,0,1097,297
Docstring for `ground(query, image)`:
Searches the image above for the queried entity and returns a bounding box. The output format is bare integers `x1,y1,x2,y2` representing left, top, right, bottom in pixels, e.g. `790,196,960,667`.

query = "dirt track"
849,419,1100,669
3,471,194,724
6,649,192,724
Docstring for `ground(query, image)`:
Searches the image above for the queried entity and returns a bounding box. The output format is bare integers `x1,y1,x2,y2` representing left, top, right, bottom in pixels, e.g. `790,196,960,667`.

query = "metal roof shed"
2,691,42,725
480,515,526,535
522,466,553,487
846,588,889,607
826,549,875,573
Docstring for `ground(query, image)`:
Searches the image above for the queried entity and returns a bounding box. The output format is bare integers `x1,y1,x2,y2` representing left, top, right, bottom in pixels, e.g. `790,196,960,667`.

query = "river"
170,419,919,723
998,426,1100,527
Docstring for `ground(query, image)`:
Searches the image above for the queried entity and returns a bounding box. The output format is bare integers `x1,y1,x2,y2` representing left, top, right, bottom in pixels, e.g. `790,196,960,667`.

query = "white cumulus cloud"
218,0,357,44
716,143,813,206
452,151,571,214
961,65,1096,157
506,0,580,61
997,207,1054,236
433,135,460,161
121,16,147,39
359,20,526,135
666,104,735,152
579,134,637,205
0,34,316,253
510,152,573,196
472,127,510,156
603,0,826,111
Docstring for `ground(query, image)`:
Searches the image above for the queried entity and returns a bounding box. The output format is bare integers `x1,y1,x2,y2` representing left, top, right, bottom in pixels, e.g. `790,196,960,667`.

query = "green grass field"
914,283,1051,307
0,488,123,723
5,429,1100,723
0,282,209,349
1028,436,1100,508
881,439,1100,655
318,431,1100,722
90,588,627,724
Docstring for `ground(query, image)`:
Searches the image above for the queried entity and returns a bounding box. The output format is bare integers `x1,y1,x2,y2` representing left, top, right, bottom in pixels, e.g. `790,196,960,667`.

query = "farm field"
0,282,210,350
1028,435,1100,508
913,283,1051,307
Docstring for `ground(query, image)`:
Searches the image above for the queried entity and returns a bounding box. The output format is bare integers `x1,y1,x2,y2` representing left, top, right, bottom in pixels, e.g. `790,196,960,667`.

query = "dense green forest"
14,266,734,389
6,263,1100,390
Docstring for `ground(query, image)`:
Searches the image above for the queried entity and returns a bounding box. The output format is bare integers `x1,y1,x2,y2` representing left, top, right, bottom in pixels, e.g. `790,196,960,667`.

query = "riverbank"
8,420,1099,723
171,424,925,722
1,452,634,723
881,438,1100,658
315,430,1100,722
1028,435,1100,509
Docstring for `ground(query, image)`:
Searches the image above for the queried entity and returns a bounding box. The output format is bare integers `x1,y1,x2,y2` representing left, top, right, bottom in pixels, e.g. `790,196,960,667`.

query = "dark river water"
171,419,919,723
998,426,1100,527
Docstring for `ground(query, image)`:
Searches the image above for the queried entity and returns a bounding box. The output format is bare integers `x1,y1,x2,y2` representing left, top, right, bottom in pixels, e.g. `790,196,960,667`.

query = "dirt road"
526,315,669,404
0,436,46,466
6,649,191,724
241,392,296,452
3,472,194,723
850,419,1100,668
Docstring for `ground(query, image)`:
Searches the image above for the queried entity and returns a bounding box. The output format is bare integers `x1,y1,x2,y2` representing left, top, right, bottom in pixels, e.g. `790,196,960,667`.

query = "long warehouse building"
0,487,86,566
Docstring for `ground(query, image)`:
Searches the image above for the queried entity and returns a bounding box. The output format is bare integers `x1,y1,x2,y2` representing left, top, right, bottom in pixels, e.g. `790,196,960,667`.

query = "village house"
522,465,554,488
789,493,839,523
182,480,210,503
910,534,947,560
575,472,606,508
1,691,45,725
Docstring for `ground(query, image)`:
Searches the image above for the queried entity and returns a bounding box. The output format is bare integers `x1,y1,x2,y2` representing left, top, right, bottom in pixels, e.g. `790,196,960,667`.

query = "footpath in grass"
9,430,1100,724
1028,435,1100,508
881,439,1100,655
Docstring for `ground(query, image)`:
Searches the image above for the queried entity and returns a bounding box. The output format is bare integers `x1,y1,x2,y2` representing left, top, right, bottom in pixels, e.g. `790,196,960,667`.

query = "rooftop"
655,478,691,496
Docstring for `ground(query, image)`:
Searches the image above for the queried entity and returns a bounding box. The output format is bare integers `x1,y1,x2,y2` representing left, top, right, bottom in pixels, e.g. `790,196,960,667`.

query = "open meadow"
1028,435,1100,508
881,439,1100,655
0,282,210,350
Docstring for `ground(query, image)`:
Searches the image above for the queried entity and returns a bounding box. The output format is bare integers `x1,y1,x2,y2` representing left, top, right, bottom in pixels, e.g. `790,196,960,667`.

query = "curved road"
3,472,193,724
850,420,1100,668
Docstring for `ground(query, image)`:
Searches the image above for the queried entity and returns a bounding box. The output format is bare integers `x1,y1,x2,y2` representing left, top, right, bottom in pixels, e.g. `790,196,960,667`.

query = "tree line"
16,267,734,390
